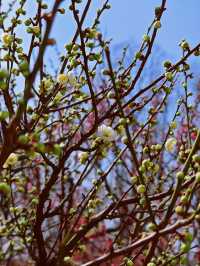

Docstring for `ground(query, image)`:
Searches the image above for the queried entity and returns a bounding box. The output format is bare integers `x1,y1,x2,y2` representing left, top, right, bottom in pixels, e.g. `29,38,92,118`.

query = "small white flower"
97,124,117,142
57,73,69,86
165,137,177,153
2,33,13,46
57,72,77,87
3,153,18,168
40,77,54,92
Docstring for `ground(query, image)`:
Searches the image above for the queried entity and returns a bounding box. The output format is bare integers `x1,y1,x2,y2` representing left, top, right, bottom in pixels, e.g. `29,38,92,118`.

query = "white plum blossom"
165,137,177,153
40,77,54,93
57,72,77,87
57,73,69,86
2,33,13,46
97,124,117,142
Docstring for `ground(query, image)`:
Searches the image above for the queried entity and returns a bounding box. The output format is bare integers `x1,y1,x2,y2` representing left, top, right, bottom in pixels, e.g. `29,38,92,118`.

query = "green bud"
146,223,157,232
180,195,188,204
31,198,39,205
86,29,98,39
126,259,134,266
154,20,161,29
19,60,29,77
155,144,162,151
193,154,200,163
135,51,143,60
65,43,73,52
176,171,184,180
184,231,193,242
79,152,88,164
170,121,177,129
183,63,190,71
163,86,171,94
180,243,190,253
137,184,146,194
119,118,126,125
180,40,189,51
155,6,162,17
175,205,183,215
165,71,173,81
63,256,73,264
19,60,29,72
24,19,31,26
53,144,62,156
131,176,138,184
163,60,172,69
35,143,46,153
18,134,29,144
194,49,200,56
143,34,150,43
0,182,10,195
0,69,9,80
143,146,149,153
147,263,156,266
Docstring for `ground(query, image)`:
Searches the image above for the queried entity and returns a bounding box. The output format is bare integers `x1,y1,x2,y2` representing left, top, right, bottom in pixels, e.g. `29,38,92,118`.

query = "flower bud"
143,34,150,43
154,20,161,29
78,152,88,164
165,71,173,81
0,182,10,195
180,40,189,51
163,60,172,69
176,171,184,180
0,69,9,80
147,263,156,266
137,184,146,194
131,176,138,184
175,205,183,215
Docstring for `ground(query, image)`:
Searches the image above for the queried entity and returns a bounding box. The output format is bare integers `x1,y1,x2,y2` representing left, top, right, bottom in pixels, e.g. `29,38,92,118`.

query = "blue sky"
49,0,200,60
3,0,199,67
102,0,200,57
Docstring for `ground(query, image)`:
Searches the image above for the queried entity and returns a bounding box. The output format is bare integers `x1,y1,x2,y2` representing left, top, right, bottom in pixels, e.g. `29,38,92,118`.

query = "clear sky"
43,0,200,66
8,0,199,67
101,0,200,58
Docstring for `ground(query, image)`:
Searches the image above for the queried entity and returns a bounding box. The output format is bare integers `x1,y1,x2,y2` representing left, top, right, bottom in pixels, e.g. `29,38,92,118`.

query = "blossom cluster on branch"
0,0,200,266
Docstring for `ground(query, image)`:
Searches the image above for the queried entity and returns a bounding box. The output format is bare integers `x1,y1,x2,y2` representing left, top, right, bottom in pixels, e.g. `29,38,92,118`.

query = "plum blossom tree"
0,0,200,266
